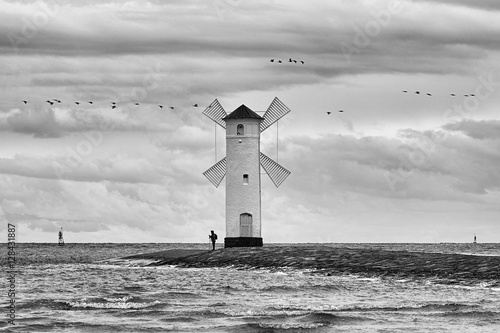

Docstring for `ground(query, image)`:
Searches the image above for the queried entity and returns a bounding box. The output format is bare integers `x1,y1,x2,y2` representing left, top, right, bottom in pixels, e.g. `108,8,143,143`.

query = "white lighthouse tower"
203,98,291,247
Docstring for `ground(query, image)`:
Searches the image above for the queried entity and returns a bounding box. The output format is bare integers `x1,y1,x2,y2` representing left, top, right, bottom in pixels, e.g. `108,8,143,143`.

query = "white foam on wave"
457,252,500,257
103,296,134,303
95,258,161,267
66,298,160,309
257,322,325,329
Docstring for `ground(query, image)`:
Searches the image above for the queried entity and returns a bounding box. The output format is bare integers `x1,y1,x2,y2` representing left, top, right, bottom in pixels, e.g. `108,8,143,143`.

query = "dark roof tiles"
223,104,263,120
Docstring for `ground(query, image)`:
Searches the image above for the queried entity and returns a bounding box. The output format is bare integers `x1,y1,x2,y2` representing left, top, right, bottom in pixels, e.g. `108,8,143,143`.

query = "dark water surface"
1,243,499,332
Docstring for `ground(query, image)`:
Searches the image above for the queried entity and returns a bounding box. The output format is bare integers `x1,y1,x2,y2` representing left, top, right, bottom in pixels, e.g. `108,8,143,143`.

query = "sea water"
1,243,499,332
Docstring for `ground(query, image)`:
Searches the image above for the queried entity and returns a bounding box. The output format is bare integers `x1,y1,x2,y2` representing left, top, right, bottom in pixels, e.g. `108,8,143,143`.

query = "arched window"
237,124,244,135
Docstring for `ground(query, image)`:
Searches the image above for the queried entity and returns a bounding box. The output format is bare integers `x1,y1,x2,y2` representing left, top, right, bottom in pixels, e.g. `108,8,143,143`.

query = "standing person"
209,230,217,251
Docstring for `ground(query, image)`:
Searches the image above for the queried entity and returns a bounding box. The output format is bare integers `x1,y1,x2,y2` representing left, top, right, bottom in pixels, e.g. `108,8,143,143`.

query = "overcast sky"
1,0,499,243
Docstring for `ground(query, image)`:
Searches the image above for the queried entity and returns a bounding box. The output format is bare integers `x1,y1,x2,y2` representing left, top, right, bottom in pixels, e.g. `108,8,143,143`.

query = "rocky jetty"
140,246,500,283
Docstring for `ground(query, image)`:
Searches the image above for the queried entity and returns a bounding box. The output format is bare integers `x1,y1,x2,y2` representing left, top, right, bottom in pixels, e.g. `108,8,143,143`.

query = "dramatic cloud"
443,119,500,140
1,0,499,242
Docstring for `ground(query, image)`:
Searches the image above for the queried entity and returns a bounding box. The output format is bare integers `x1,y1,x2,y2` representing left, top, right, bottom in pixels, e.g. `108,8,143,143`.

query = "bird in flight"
270,59,274,62
402,90,408,93
158,105,163,109
415,91,420,94
135,102,140,105
111,102,116,105
111,105,116,109
88,101,93,104
46,100,54,105
300,60,305,64
75,102,80,105
193,104,198,107
278,60,282,63
22,100,27,104
326,111,331,115
53,99,61,103
450,93,455,96
169,106,174,110
426,93,432,96
464,94,469,97
338,110,344,113
470,94,475,97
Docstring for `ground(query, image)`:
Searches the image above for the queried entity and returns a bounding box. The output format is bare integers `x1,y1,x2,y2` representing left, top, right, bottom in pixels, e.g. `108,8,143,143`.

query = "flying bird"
415,91,420,94
270,59,274,62
111,102,116,105
402,90,408,93
326,111,331,115
169,106,174,110
278,60,282,63
426,93,432,96
158,105,163,109
300,60,304,64
450,93,455,96
193,104,198,107
53,99,61,103
464,94,469,97
470,94,475,97
111,105,116,109
338,110,344,113
75,102,80,105
22,100,27,104
289,58,293,62
88,101,93,104
46,100,54,105
293,60,297,63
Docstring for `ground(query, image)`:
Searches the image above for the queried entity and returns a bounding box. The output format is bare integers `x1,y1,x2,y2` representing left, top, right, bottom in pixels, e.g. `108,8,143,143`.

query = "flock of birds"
21,99,200,110
326,110,343,115
325,89,478,115
19,87,477,117
270,58,305,64
402,90,476,97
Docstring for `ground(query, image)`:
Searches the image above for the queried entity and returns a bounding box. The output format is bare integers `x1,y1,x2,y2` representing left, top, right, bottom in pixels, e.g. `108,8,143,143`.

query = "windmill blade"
260,153,290,187
203,157,226,187
260,97,291,132
202,99,227,129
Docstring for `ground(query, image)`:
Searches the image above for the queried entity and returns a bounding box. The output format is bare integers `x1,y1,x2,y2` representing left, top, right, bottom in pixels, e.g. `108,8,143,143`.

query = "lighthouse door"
240,213,252,237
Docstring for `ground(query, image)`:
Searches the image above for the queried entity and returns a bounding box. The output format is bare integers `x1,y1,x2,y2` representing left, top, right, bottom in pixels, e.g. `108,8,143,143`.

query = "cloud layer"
1,0,499,242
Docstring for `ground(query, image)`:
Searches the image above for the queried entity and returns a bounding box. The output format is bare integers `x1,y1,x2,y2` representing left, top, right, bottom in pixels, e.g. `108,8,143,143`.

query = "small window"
237,124,244,135
243,174,249,185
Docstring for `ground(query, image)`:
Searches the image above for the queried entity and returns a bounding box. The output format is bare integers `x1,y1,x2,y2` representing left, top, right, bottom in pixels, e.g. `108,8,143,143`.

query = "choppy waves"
8,243,500,333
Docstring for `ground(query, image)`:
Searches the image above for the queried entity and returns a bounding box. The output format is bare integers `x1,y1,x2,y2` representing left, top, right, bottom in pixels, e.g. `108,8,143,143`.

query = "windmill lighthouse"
203,97,291,248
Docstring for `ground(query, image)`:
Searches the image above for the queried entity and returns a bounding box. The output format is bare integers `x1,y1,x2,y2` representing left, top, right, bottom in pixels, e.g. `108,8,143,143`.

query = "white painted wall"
225,118,262,237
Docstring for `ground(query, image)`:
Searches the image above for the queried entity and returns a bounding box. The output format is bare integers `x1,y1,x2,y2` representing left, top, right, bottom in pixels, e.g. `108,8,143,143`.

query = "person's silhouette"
209,230,217,250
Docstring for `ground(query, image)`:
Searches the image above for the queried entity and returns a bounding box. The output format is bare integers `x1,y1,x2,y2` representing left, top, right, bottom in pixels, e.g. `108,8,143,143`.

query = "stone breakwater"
146,246,500,283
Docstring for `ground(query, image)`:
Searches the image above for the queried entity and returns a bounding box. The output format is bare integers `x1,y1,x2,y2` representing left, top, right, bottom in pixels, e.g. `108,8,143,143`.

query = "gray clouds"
1,0,499,242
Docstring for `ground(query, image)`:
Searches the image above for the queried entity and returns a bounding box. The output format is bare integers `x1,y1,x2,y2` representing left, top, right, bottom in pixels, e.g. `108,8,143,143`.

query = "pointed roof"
222,104,263,120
